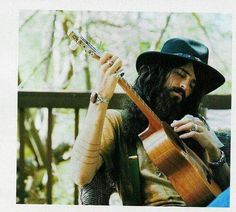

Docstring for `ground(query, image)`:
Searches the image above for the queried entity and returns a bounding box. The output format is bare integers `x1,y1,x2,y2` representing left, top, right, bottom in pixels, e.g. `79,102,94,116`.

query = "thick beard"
123,88,186,144
152,87,186,124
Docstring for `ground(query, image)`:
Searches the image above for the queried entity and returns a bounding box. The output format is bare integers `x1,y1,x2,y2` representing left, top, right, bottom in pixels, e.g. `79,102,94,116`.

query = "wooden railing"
17,90,231,204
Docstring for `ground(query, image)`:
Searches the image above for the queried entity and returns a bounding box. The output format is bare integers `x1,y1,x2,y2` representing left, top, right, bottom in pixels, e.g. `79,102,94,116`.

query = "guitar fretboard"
117,77,162,130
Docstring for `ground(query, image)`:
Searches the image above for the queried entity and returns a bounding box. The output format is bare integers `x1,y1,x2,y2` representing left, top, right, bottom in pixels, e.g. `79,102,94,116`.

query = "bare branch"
18,36,67,88
192,13,228,71
44,12,57,81
88,20,124,28
155,13,173,50
19,11,39,32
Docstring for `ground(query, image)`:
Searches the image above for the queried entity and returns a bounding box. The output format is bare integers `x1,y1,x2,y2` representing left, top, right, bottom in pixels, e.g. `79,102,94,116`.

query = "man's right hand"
95,52,123,100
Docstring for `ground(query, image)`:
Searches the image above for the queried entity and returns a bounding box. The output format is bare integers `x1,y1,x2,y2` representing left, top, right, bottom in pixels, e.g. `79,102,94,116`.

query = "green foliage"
139,41,151,52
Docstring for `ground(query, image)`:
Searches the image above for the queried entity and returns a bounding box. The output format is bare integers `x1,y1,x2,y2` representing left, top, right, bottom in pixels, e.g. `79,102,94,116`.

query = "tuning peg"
69,40,79,51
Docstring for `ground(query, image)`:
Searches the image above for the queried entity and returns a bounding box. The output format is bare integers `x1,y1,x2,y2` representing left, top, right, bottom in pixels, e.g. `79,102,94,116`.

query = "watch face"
90,92,98,103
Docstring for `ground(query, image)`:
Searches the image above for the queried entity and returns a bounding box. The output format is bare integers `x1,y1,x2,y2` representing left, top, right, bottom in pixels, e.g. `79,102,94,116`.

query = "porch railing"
17,90,231,204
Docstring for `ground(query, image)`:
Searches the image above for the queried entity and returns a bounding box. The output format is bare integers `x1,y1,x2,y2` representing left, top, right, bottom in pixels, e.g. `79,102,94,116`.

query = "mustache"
168,87,186,100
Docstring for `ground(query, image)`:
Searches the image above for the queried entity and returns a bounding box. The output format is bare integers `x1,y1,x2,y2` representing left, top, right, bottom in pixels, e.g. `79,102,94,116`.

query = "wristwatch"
208,149,226,168
90,91,110,105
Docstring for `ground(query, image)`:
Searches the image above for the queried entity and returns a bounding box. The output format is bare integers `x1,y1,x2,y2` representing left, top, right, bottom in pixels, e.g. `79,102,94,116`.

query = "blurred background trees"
17,10,232,204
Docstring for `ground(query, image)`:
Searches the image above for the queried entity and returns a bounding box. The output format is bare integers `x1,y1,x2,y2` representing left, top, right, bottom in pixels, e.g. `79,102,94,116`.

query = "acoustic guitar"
67,28,221,206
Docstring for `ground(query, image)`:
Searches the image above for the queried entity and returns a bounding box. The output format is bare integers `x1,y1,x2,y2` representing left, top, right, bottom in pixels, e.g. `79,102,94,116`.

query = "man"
71,38,230,206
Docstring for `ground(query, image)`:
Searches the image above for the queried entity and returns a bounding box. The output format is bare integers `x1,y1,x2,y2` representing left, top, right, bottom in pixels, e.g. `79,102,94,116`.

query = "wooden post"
46,108,53,204
74,108,79,205
18,108,26,203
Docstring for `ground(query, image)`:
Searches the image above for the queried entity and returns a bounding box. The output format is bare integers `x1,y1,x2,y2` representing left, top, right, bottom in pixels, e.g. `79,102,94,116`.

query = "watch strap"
90,92,110,105
208,149,226,168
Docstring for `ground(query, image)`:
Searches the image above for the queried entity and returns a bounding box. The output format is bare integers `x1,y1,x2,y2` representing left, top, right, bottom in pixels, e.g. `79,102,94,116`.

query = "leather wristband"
90,91,110,105
208,149,226,168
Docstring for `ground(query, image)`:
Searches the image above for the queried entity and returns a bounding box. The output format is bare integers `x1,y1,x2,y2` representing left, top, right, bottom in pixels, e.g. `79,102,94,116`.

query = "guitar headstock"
67,28,101,60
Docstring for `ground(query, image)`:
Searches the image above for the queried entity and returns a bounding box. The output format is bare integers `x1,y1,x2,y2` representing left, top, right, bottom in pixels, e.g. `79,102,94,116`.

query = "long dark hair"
123,60,204,145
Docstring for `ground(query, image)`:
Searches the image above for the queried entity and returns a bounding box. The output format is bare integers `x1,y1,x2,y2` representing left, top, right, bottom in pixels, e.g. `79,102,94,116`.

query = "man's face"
164,63,196,103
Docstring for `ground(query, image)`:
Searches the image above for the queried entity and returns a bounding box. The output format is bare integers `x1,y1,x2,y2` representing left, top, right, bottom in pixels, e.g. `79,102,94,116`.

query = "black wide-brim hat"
136,38,225,95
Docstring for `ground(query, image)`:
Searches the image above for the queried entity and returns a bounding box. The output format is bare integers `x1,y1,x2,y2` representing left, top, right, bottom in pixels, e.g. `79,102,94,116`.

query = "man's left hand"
170,114,221,161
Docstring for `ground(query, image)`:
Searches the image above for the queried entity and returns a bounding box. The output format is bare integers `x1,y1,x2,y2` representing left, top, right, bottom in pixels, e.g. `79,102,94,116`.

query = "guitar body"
139,122,221,206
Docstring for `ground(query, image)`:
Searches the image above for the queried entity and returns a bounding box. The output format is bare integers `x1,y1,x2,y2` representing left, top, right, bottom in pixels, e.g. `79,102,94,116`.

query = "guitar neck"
117,77,162,130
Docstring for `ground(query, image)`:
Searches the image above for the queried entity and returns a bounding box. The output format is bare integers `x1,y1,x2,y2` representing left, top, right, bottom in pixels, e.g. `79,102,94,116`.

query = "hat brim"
136,51,225,95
